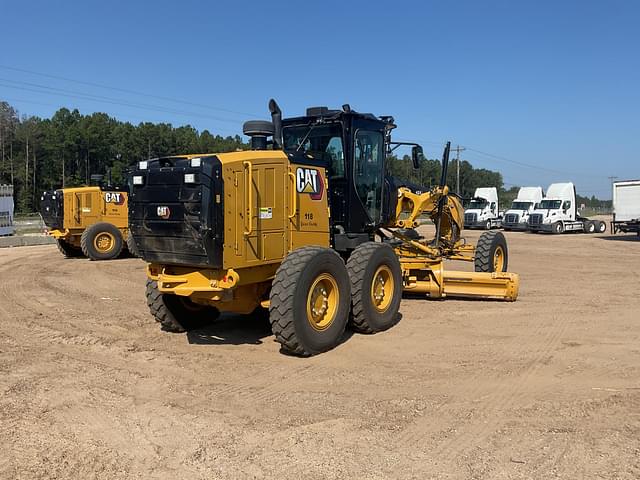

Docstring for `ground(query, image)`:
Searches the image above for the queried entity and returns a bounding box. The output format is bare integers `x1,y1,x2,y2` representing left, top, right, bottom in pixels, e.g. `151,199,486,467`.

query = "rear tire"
347,242,402,334
475,230,508,272
56,239,83,258
597,221,606,233
584,220,596,233
269,247,351,356
81,222,123,260
126,231,139,257
146,279,219,332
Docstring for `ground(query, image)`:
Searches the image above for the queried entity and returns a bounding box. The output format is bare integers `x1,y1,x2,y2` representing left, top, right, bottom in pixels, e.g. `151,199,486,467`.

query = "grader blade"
401,261,519,301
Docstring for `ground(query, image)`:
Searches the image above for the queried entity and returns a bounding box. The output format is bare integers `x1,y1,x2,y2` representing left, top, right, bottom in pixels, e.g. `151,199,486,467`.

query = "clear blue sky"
2,0,638,199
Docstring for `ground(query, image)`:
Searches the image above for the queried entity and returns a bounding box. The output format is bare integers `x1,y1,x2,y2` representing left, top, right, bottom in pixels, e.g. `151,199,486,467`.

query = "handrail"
288,171,297,219
243,161,253,236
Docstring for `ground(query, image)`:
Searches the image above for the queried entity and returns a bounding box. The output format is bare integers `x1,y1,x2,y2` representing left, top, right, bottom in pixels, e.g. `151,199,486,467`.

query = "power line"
0,64,259,118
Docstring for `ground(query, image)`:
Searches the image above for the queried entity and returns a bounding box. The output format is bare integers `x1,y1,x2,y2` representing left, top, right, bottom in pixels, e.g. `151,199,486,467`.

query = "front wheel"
146,279,219,332
475,230,508,272
269,247,351,356
485,220,492,230
347,242,403,334
552,222,564,234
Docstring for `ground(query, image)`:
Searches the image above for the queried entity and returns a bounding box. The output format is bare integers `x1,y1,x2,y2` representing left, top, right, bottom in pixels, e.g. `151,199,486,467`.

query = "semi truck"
464,187,501,230
611,179,640,236
527,182,606,234
502,186,544,231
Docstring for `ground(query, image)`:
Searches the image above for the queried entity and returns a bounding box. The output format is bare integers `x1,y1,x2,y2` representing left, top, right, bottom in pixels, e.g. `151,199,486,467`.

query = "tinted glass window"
354,130,384,222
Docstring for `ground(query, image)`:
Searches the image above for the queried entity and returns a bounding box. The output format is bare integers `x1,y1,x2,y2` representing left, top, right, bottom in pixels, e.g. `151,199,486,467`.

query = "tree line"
0,101,246,212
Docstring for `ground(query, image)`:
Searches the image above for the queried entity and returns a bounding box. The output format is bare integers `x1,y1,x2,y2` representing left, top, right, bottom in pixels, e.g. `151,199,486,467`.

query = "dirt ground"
1,219,639,479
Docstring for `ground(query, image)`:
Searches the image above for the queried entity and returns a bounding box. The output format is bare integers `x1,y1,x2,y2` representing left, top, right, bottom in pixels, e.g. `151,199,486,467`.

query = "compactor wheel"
145,279,219,332
81,222,124,260
56,239,84,258
474,230,509,273
269,246,351,356
346,242,402,334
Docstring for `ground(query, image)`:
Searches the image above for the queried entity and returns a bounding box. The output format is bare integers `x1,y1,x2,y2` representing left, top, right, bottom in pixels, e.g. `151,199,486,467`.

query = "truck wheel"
347,242,402,334
475,231,508,273
597,221,607,233
552,222,564,234
584,221,596,233
146,279,219,332
269,247,351,356
80,222,124,260
485,220,492,230
56,239,83,258
126,231,140,257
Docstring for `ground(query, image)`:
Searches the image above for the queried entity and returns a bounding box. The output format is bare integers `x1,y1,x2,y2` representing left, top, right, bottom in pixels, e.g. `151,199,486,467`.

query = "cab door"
351,124,385,229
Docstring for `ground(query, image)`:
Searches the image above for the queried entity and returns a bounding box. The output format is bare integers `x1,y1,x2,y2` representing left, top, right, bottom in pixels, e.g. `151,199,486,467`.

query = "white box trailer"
611,179,640,235
0,185,15,236
464,187,501,230
502,186,544,230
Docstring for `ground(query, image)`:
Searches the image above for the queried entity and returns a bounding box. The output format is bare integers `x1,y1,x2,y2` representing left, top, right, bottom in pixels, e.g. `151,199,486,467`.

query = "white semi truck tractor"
502,186,544,231
527,182,606,234
611,179,640,236
464,187,502,230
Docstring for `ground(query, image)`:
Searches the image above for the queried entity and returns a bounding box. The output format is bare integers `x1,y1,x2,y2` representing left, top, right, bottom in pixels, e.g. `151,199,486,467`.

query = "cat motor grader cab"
129,100,519,355
40,184,136,260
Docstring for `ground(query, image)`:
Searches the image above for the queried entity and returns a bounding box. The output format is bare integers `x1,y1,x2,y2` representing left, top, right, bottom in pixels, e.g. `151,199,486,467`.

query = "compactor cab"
130,100,519,356
40,185,134,260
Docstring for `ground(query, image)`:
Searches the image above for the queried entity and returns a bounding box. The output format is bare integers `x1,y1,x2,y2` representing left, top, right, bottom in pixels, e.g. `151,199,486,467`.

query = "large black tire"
80,222,124,260
584,220,596,233
474,230,508,273
552,222,564,234
269,246,351,356
56,239,84,258
145,279,219,332
597,221,607,233
126,231,140,257
346,242,402,334
485,220,492,230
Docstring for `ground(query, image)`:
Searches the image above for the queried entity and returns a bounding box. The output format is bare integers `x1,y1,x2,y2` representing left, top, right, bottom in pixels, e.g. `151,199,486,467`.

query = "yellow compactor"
40,186,135,260
129,100,519,355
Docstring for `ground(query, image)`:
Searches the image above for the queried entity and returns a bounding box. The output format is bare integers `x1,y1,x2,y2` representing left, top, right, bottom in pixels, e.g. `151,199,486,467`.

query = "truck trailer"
502,186,544,231
464,187,501,230
527,182,606,234
0,185,15,236
611,179,640,235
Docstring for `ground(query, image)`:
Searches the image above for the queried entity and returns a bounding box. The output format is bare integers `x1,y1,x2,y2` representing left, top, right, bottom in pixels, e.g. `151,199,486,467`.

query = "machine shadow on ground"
187,312,273,346
598,235,640,242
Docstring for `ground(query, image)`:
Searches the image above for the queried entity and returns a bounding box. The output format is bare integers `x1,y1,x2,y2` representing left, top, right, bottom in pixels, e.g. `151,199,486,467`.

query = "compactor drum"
130,100,519,355
40,186,134,260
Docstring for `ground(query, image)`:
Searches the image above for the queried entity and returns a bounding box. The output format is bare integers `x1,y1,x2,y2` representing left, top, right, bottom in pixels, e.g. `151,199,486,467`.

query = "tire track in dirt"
397,311,569,454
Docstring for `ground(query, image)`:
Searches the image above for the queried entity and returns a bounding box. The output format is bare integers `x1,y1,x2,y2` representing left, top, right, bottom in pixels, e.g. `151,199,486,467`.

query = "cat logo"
296,167,324,200
104,192,125,205
157,206,171,219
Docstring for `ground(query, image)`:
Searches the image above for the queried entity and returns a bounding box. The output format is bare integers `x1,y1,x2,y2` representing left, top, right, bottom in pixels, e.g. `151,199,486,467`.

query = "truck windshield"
538,200,562,209
511,201,532,210
469,199,487,209
283,123,345,177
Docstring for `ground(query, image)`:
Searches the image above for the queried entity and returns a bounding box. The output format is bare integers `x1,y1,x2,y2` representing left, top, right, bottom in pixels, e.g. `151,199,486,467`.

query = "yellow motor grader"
129,100,519,355
40,185,136,260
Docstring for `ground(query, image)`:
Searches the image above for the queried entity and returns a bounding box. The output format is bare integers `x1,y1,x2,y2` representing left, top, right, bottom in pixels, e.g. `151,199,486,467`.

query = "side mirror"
411,145,423,169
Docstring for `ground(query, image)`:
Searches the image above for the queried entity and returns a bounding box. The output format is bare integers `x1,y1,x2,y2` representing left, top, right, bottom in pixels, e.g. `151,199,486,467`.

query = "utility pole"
451,145,466,195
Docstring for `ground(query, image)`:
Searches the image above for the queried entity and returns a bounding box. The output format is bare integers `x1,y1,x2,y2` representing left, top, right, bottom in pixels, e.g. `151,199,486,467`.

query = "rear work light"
184,173,196,184
133,175,144,185
139,161,148,170
191,158,201,168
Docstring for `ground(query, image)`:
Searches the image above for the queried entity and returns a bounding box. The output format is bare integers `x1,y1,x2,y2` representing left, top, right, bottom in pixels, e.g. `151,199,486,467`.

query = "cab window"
354,130,384,222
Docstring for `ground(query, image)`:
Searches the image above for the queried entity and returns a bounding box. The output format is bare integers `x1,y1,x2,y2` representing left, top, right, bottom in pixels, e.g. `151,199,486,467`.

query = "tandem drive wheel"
269,247,351,356
80,222,123,260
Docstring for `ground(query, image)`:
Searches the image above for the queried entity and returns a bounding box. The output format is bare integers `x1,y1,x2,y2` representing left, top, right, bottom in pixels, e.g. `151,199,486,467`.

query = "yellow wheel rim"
493,246,505,272
94,232,115,253
306,273,339,331
371,265,394,313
